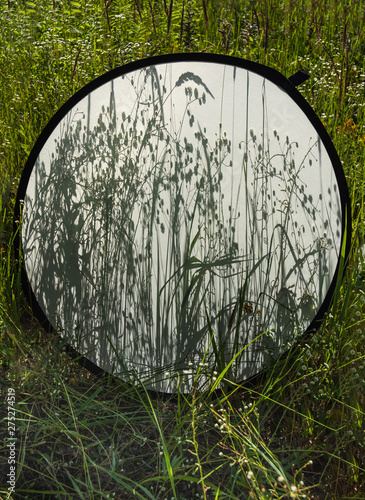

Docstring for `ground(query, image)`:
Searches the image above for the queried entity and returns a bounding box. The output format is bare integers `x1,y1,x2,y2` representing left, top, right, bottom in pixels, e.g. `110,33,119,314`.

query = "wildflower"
277,475,285,482
247,471,254,479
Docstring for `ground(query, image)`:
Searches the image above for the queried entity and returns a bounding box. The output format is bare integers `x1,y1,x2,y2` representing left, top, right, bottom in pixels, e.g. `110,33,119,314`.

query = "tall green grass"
1,0,365,498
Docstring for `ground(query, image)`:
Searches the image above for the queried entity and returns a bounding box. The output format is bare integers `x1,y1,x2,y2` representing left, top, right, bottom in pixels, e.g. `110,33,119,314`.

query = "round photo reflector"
15,54,351,393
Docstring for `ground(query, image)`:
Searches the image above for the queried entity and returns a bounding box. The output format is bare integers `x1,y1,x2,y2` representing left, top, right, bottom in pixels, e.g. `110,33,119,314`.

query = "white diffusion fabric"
22,61,343,392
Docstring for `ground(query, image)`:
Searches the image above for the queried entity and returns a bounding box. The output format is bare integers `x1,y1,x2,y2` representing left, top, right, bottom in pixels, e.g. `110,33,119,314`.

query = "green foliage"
1,0,365,498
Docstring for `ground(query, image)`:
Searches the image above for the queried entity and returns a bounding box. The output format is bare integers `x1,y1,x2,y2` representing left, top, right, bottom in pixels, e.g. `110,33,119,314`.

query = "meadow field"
1,0,365,498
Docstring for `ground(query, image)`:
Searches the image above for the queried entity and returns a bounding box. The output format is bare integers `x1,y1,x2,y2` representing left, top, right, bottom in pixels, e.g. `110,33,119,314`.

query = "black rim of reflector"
14,53,352,392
